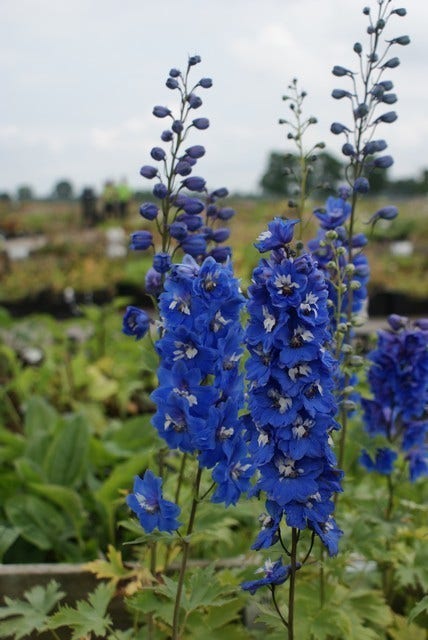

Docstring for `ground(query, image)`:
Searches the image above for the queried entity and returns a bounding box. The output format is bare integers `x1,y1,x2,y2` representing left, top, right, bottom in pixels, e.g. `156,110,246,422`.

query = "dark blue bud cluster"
151,256,253,506
329,0,409,190
243,218,343,556
360,316,428,481
130,56,236,302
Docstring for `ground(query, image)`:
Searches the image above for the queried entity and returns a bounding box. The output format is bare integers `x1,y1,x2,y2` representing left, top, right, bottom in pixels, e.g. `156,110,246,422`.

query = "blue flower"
254,218,299,252
122,306,150,340
314,196,351,229
360,448,398,475
127,471,181,533
241,558,295,595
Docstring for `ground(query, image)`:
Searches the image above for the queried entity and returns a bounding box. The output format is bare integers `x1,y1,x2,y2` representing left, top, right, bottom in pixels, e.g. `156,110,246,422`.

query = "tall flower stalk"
321,0,410,468
241,218,343,638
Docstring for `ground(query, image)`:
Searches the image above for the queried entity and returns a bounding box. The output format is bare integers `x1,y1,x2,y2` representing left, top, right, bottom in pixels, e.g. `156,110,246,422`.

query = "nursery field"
1,194,427,312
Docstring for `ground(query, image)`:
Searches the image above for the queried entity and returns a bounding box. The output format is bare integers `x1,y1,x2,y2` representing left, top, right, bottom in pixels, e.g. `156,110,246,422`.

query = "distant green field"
1,196,427,304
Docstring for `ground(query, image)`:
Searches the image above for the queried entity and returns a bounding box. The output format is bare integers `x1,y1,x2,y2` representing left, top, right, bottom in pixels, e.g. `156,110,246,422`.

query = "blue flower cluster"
361,315,428,481
244,218,343,556
308,192,370,330
127,470,181,533
122,56,236,342
134,56,235,290
151,255,253,506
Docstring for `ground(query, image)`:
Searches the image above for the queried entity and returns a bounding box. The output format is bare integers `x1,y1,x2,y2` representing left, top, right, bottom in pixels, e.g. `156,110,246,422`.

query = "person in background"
116,178,133,220
101,180,118,220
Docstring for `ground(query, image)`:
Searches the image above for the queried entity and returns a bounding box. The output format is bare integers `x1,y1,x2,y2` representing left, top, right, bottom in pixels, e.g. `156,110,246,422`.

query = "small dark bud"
192,117,210,130
382,93,398,104
363,6,370,14
169,68,181,78
278,118,288,125
373,155,394,169
150,146,166,161
353,177,370,193
308,116,318,124
161,130,173,142
355,103,369,118
187,93,203,109
383,57,400,69
315,142,326,149
153,105,171,118
166,77,179,90
388,314,408,330
379,80,394,91
376,19,386,30
287,133,294,139
172,120,184,133
369,205,399,222
353,42,362,54
182,176,206,192
367,25,376,35
153,183,168,199
188,55,201,66
332,65,352,77
363,139,387,155
199,77,213,88
392,35,410,46
212,187,229,198
342,143,355,156
332,88,352,99
375,111,398,124
185,145,205,159
140,165,158,179
369,53,379,63
392,8,407,16
330,122,350,134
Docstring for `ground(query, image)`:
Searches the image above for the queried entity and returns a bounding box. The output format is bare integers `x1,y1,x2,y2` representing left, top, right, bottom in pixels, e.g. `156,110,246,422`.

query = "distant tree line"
259,150,428,198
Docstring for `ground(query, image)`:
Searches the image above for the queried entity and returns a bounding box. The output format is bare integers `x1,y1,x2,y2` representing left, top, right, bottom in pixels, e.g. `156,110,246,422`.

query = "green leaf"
29,482,85,540
0,580,64,640
0,525,20,561
48,582,115,640
14,457,45,483
44,413,90,487
24,395,58,439
186,566,233,612
5,494,67,550
408,595,428,625
0,428,25,464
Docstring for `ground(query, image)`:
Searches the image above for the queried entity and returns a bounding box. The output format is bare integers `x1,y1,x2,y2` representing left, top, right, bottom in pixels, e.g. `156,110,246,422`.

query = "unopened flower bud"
383,57,400,69
354,177,370,193
332,65,352,77
374,155,394,169
153,105,171,118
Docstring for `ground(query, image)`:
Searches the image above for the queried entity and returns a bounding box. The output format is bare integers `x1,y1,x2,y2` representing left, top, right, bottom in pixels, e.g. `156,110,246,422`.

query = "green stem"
288,527,299,640
164,453,188,570
319,544,325,608
271,585,288,629
171,466,203,640
385,473,394,520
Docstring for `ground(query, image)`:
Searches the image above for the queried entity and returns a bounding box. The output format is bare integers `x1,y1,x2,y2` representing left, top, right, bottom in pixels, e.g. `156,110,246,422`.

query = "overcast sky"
0,0,426,197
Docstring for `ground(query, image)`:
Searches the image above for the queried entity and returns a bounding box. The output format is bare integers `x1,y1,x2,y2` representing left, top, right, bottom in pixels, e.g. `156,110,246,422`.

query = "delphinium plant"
120,55,255,640
307,0,411,470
